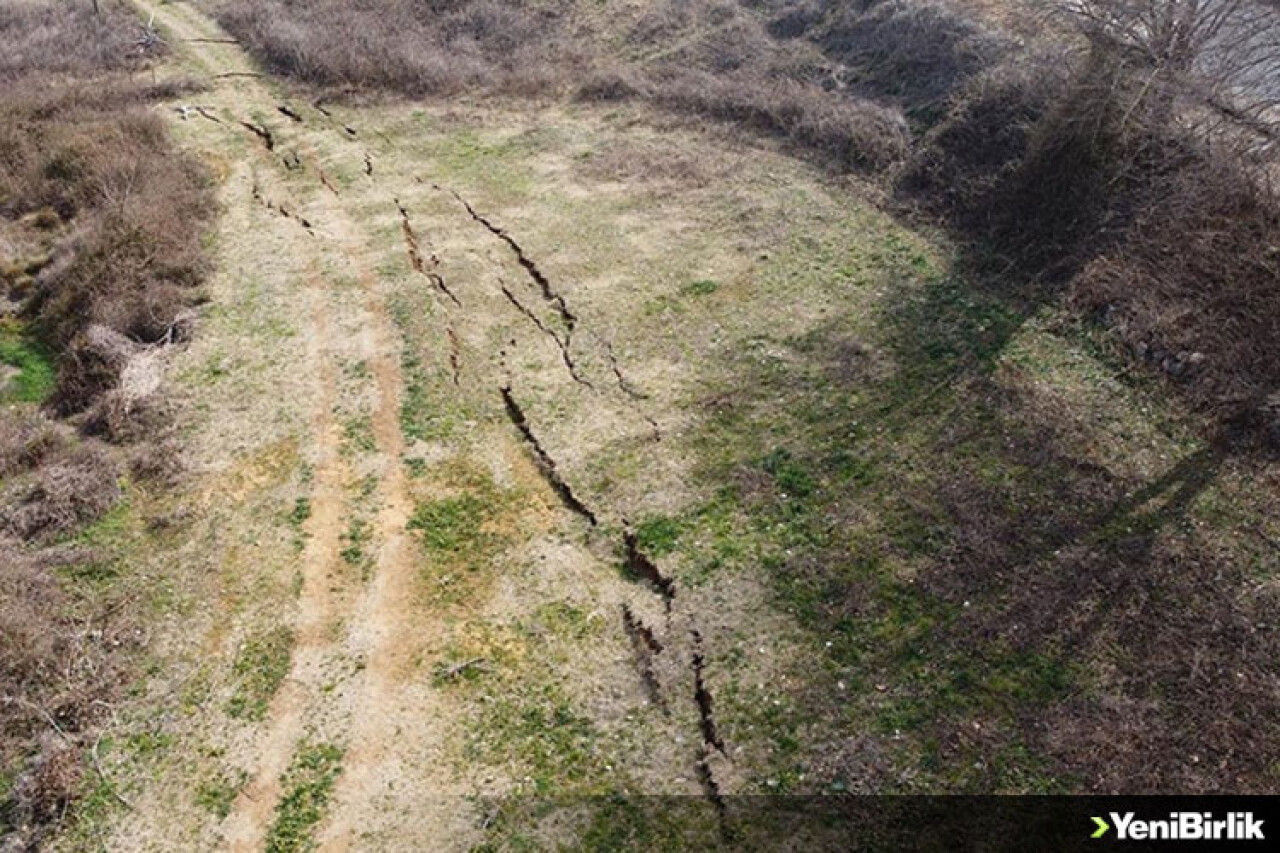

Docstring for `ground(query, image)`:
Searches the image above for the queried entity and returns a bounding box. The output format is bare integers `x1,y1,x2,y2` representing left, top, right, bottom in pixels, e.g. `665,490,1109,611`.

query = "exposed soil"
56,2,1278,852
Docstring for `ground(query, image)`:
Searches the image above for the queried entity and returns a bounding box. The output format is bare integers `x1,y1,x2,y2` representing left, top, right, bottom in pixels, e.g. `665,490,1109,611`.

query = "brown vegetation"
1,2,211,844
216,0,911,169
216,0,1279,437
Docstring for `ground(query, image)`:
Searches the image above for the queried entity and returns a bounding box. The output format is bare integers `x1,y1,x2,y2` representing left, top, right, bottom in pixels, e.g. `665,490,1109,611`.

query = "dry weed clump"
0,443,121,543
218,0,584,96
0,537,130,841
217,0,913,171
652,71,910,169
813,0,1011,123
1073,159,1280,423
1,3,208,842
0,2,142,79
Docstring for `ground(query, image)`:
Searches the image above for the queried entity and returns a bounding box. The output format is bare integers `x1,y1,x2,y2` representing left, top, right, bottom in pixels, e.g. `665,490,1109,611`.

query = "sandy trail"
117,2,721,849
129,0,441,847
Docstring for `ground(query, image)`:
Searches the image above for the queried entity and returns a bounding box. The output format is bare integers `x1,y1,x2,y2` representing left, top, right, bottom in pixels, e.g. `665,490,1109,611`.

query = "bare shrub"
573,67,650,103
1067,0,1280,152
2,80,212,415
0,538,125,847
218,0,579,96
0,412,65,477
52,325,137,419
1,442,121,541
815,0,1011,123
653,72,910,169
0,1,142,80
1073,158,1280,421
898,57,1066,225
217,0,912,172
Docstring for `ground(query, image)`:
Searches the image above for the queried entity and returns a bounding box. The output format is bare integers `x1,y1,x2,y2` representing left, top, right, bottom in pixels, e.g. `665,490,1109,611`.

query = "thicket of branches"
1,3,211,845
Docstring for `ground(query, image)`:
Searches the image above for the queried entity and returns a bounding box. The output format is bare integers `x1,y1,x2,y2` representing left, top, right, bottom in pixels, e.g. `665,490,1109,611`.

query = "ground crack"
690,629,726,755
499,386,599,526
318,168,340,196
239,119,275,151
277,105,303,123
396,200,462,307
621,603,667,712
499,282,593,389
696,748,731,838
449,189,578,335
624,529,676,607
601,337,650,402
252,181,314,235
447,327,462,386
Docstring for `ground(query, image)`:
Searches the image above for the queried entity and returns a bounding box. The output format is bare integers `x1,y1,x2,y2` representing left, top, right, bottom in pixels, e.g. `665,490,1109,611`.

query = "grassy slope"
55,5,1280,850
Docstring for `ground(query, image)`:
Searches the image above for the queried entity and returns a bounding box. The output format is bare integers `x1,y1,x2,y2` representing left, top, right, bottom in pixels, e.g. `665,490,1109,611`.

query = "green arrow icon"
1091,816,1110,838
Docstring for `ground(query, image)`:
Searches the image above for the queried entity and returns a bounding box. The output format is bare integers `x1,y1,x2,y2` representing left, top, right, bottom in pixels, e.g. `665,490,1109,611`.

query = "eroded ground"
51,1,1280,851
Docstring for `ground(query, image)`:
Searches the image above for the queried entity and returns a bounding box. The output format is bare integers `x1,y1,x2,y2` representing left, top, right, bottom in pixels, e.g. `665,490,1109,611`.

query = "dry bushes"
1,3,209,843
217,0,911,171
2,83,212,367
652,72,909,169
813,0,1011,124
1074,157,1280,421
882,0,1280,437
0,2,140,78
218,0,584,96
0,537,134,841
0,443,121,543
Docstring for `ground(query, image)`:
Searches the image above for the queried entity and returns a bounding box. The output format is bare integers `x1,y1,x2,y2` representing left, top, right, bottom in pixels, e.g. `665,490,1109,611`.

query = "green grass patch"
341,416,377,455
340,517,374,577
0,320,56,403
681,279,719,297
288,497,312,527
469,684,608,794
633,516,683,556
195,770,247,819
408,493,488,555
226,627,294,721
265,742,344,853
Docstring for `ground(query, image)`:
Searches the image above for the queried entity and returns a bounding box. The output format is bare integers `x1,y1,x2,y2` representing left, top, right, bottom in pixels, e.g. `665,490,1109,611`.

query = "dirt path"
217,264,347,851
107,2,738,849
128,1,445,847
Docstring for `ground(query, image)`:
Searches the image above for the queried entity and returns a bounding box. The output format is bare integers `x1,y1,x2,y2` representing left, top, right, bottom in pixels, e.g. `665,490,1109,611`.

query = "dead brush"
1071,157,1280,426
3,80,212,419
0,537,127,840
652,71,910,169
0,442,121,542
0,411,66,477
0,2,142,79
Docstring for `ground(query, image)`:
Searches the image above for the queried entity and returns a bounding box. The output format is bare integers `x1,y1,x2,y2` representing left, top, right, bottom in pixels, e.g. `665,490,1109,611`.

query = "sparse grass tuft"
195,770,247,820
227,627,294,721
408,494,488,555
681,279,718,297
339,517,374,576
265,742,344,853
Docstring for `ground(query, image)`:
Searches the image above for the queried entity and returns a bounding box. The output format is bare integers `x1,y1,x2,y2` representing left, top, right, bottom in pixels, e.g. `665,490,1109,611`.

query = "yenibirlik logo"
1091,812,1265,842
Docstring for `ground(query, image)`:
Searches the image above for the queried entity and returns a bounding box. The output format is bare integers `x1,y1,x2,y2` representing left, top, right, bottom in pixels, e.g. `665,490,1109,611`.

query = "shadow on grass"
673,205,1277,792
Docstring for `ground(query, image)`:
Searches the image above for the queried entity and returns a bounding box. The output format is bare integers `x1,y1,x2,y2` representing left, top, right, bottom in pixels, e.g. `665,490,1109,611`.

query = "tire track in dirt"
133,3,727,843
220,265,348,853
308,206,426,853
128,2,442,848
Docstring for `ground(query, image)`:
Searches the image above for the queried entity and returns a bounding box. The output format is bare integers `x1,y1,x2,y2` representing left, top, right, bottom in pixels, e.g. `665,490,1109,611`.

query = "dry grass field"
2,1,1277,851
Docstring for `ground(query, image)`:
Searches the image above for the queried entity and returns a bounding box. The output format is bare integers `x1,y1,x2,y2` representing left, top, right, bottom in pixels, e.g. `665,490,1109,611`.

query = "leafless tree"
1066,0,1279,152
